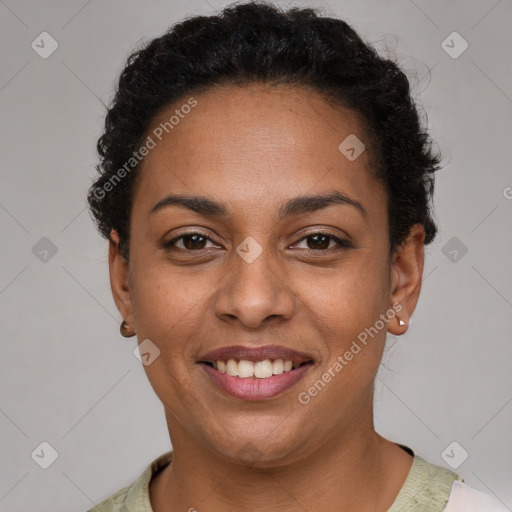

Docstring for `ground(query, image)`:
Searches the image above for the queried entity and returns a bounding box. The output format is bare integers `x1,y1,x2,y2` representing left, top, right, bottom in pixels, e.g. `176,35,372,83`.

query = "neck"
149,408,413,512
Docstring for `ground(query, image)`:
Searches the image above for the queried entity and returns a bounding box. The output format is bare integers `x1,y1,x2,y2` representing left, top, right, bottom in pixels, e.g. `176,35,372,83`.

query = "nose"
213,239,295,329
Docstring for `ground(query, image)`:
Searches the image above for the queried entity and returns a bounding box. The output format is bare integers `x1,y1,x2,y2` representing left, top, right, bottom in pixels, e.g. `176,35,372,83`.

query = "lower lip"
199,363,313,401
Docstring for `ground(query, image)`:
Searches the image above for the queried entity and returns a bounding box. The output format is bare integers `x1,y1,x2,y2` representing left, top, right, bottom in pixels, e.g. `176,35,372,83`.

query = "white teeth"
254,360,273,378
272,359,284,375
238,360,254,378
226,359,239,376
214,358,297,378
217,360,226,373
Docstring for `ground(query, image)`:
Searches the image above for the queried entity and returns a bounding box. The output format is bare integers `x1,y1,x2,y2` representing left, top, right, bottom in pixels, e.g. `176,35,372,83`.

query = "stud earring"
120,319,135,338
397,313,411,327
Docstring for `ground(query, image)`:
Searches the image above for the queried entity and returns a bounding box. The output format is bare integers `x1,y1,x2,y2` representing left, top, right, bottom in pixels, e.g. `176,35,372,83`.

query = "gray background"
0,0,511,510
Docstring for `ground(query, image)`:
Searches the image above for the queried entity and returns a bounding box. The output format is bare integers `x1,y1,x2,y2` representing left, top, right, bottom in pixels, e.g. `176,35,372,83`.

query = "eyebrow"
149,191,367,220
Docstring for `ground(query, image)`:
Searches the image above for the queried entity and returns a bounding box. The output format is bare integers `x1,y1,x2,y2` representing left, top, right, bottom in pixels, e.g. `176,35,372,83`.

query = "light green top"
88,447,464,511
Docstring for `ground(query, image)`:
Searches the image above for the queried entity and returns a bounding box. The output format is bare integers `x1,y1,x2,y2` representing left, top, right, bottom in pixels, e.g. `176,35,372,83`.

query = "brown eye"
163,232,217,251
293,232,351,251
306,233,330,250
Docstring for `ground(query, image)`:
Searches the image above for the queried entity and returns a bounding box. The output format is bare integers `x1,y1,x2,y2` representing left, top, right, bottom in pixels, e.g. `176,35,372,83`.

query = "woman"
86,2,506,510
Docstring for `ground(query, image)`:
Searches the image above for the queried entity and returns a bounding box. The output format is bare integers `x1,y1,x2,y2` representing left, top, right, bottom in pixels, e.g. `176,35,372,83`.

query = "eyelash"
162,231,352,253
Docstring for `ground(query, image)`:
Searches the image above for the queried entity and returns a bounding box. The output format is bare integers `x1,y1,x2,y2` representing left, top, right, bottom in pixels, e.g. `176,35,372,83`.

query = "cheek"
303,255,390,365
129,264,201,372
306,254,389,321
130,250,210,328
130,260,204,406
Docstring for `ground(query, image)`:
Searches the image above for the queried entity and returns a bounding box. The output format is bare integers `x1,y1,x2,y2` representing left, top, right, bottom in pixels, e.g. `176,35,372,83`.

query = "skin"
109,83,425,511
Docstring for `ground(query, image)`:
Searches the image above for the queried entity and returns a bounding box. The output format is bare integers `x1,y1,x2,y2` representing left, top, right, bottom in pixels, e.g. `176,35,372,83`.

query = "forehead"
133,84,383,220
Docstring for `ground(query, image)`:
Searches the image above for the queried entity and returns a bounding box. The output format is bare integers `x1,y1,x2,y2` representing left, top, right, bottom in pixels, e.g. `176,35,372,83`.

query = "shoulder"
86,483,131,511
444,481,509,512
86,451,173,512
388,451,463,511
388,449,507,512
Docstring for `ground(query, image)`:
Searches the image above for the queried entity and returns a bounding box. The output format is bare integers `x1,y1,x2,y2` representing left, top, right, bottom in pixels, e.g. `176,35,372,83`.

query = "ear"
108,229,134,327
387,224,425,336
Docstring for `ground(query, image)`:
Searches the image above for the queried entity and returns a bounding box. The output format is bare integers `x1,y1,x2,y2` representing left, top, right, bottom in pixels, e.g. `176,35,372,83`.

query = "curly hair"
87,0,442,262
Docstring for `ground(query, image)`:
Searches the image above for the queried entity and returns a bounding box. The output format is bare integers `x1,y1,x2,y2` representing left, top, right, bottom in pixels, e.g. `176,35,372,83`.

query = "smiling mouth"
199,358,314,379
198,358,315,401
197,344,315,400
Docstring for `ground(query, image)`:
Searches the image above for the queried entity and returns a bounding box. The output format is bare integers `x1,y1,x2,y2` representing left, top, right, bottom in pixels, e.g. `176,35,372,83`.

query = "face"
109,84,424,465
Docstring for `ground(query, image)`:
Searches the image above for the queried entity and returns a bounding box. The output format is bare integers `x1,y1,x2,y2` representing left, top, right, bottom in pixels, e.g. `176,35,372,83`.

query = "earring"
120,319,135,338
397,313,411,327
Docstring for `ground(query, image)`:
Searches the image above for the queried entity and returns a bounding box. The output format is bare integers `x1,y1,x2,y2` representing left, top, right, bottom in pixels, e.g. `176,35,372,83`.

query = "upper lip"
198,344,314,365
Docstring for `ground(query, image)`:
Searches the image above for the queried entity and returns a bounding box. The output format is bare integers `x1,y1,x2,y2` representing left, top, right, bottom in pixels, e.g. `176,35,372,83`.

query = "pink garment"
444,481,510,511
